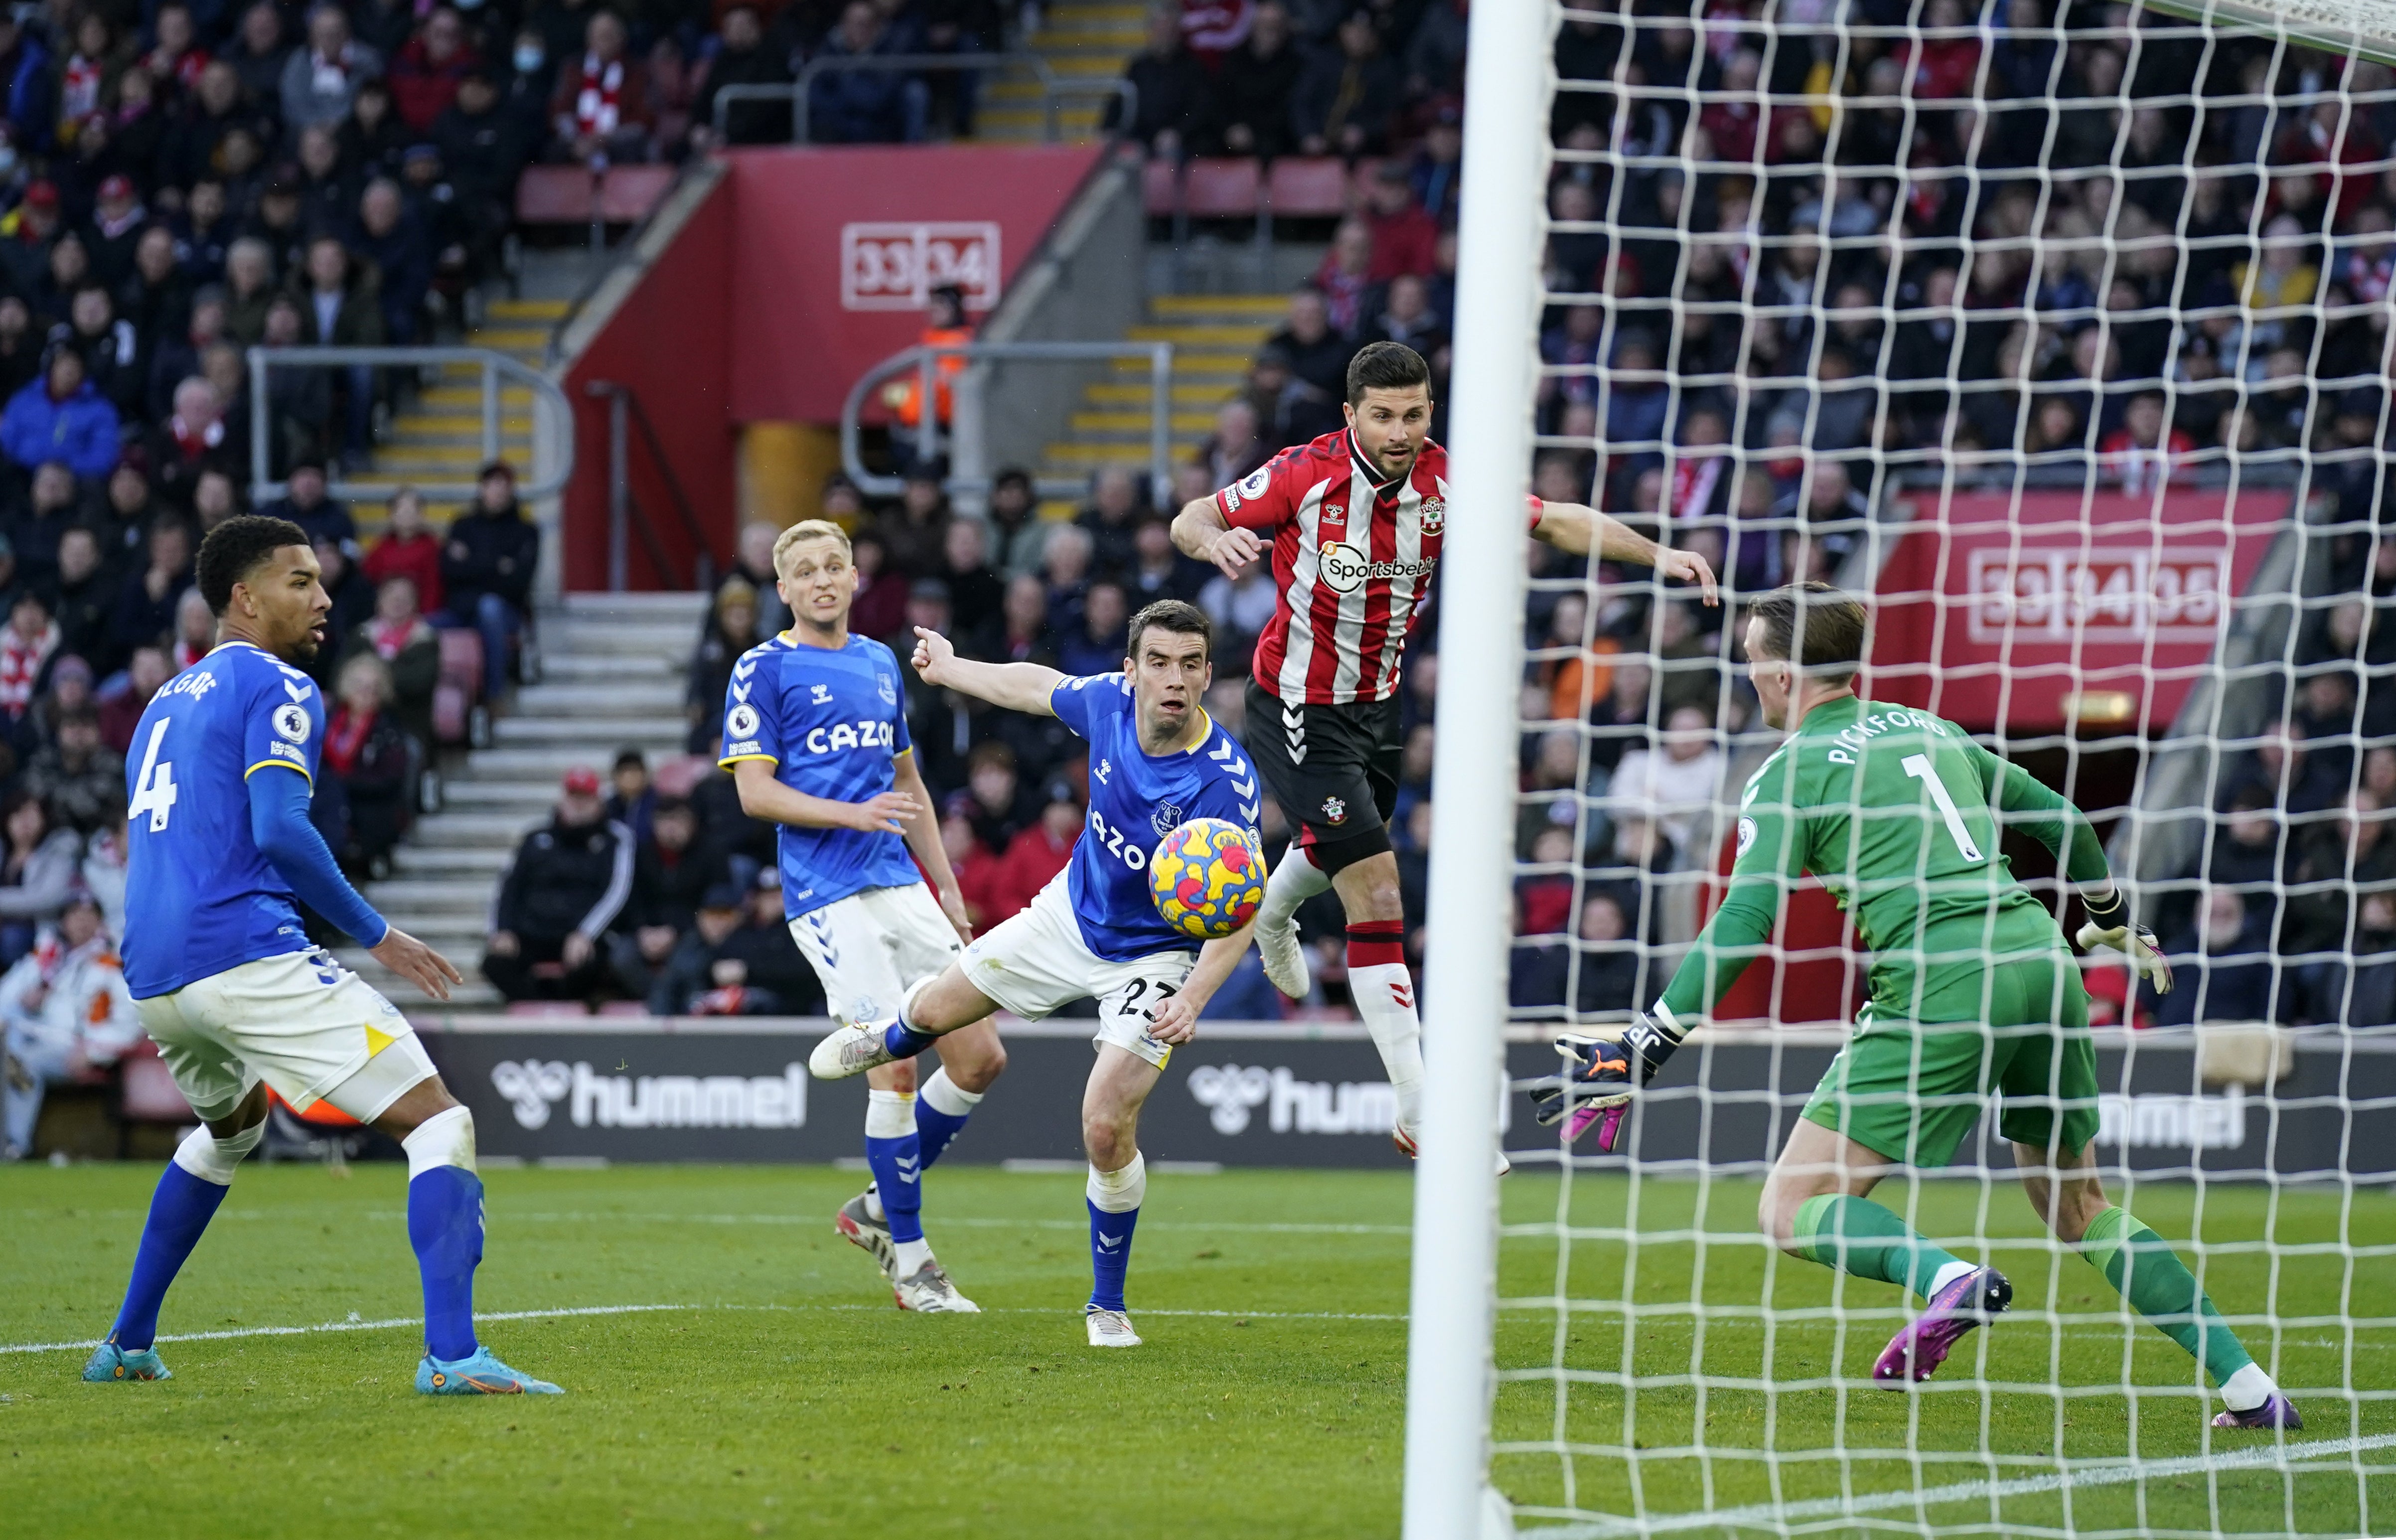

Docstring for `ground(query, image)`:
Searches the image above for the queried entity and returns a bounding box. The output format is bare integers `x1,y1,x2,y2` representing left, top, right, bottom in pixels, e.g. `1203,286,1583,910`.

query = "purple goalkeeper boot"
2213,1395,2303,1430
1873,1265,2013,1386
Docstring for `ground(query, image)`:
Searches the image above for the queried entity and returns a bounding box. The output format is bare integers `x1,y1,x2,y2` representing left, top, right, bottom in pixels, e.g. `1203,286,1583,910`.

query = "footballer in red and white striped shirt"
1170,340,1717,1157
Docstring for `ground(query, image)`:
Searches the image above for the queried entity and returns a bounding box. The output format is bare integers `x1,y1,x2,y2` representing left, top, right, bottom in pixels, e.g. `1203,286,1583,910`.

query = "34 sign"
840,221,1001,310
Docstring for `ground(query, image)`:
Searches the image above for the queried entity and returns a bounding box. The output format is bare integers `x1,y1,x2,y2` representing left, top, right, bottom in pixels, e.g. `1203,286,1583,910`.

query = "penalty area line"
1,1301,1408,1355
1523,1431,2396,1538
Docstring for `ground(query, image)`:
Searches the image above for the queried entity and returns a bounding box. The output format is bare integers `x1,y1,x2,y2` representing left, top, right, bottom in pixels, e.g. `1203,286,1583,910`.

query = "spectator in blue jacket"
807,2,926,144
1,348,120,481
0,16,52,154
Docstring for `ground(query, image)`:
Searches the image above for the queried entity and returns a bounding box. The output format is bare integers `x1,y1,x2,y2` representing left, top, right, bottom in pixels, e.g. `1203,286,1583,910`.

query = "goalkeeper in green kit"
1534,582,2297,1429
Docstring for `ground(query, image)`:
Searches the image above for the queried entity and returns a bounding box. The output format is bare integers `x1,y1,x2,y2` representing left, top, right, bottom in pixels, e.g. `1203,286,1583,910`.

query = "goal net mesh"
1481,0,2396,1532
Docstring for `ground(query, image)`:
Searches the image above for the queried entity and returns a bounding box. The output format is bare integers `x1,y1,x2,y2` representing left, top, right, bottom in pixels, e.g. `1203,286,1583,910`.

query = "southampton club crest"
1150,799,1184,838
1321,796,1348,826
1418,495,1445,535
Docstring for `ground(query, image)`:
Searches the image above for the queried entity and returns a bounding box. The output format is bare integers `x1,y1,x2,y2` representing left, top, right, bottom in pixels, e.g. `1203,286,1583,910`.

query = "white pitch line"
0,1301,1409,1356
1524,1432,2396,1538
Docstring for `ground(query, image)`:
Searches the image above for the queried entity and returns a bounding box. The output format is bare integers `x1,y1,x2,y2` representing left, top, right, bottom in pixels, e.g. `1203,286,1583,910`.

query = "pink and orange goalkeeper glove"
1531,1013,1683,1153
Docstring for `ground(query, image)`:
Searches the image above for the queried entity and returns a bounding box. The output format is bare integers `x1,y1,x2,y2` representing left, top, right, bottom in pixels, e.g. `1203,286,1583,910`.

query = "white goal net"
1407,0,2396,1534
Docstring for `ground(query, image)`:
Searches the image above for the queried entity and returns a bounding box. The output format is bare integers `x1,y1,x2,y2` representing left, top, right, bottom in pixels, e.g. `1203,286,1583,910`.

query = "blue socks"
108,1163,231,1351
864,1087,925,1245
407,1166,484,1363
880,1021,939,1060
1085,1154,1146,1314
915,1067,981,1168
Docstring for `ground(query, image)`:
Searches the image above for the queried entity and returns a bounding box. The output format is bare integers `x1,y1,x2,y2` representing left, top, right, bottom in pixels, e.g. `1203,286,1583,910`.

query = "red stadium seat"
1180,158,1262,218
1265,157,1353,218
513,165,678,226
1142,157,1179,215
117,1043,193,1123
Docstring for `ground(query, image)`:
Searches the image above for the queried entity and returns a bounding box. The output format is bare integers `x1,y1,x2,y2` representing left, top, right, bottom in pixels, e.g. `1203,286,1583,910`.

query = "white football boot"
1085,1308,1142,1348
894,1261,981,1313
809,1025,897,1079
1256,914,1311,998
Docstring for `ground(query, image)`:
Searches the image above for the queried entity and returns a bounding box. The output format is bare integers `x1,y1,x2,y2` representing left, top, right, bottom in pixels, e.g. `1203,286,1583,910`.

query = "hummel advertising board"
414,1020,2396,1180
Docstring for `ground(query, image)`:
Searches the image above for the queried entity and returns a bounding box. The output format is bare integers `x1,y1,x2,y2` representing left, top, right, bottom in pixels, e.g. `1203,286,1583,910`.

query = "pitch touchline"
1526,1431,2396,1538
0,1301,1409,1355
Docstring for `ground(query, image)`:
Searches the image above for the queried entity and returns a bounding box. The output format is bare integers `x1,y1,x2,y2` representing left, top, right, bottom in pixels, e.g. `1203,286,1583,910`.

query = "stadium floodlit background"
0,0,2394,1531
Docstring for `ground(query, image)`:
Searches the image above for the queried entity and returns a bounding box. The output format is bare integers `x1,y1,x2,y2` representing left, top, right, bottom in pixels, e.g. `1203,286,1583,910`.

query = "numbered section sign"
839,221,1002,311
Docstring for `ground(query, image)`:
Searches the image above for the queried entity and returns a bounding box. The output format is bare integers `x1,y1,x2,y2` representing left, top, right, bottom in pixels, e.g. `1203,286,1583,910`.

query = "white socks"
2221,1362,2278,1412
921,1068,982,1117
865,1088,916,1138
171,1118,265,1185
893,1237,934,1277
1928,1259,1976,1298
1260,844,1331,929
1087,1152,1147,1212
401,1105,478,1178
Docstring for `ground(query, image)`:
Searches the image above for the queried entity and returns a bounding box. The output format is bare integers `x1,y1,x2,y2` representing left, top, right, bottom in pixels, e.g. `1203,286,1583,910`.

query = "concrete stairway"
336,591,709,1011
349,296,562,532
978,0,1142,143
1035,292,1280,516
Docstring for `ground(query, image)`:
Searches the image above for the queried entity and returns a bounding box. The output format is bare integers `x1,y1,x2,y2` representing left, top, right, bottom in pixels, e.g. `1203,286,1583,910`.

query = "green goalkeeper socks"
1791,1194,1967,1301
2078,1205,2254,1386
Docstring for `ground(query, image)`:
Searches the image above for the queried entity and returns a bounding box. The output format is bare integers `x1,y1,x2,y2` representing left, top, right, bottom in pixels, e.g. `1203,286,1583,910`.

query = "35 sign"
839,221,1002,311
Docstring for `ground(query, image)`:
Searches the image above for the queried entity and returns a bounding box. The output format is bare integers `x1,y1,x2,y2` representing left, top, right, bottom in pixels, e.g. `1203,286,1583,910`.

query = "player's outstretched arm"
247,766,463,1000
1532,502,1719,606
909,626,1064,715
1144,919,1258,1046
731,758,918,835
1171,495,1266,581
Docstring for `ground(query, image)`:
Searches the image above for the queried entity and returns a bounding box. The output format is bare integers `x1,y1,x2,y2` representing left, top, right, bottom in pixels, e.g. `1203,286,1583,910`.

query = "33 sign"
1965,546,2230,643
839,221,1002,310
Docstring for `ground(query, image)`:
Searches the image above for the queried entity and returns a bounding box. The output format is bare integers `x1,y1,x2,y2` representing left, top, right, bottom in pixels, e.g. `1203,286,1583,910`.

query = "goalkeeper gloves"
2075,887,2173,994
1530,1011,1684,1154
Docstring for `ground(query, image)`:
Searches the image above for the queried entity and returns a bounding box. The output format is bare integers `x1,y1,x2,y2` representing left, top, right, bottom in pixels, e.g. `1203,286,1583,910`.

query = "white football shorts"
135,948,436,1122
788,882,964,1030
960,874,1196,1070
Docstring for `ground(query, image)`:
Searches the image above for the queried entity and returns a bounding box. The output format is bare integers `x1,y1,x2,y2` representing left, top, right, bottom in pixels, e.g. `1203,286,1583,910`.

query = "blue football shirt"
1049,673,1262,962
121,642,328,998
719,631,922,918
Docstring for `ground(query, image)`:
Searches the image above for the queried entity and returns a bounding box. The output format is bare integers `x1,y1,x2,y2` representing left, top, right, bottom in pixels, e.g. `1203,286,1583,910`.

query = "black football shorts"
1242,678,1403,845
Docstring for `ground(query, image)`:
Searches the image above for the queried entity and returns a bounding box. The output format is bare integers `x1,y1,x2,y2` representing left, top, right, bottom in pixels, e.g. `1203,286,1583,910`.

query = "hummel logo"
733,658,756,681
811,683,833,705
1281,706,1307,764
1096,759,1112,783
1096,1233,1126,1253
731,682,751,704
1391,984,1414,1008
896,1157,920,1183
282,680,311,703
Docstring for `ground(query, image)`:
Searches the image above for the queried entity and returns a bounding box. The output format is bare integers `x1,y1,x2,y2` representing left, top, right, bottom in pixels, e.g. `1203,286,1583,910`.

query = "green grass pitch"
1,1162,2392,1538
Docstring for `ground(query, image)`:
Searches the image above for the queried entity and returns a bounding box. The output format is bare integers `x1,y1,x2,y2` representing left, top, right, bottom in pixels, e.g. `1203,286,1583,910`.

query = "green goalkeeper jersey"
1655,695,2113,1029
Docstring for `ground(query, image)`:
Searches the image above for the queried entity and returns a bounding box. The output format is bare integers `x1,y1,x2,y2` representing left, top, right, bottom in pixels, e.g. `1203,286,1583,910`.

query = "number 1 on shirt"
1902,752,1982,863
130,717,177,832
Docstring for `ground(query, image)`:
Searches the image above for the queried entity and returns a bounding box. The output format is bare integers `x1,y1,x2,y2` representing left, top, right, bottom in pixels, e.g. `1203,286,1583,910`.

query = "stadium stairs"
1035,293,1281,517
334,591,707,1011
977,0,1140,143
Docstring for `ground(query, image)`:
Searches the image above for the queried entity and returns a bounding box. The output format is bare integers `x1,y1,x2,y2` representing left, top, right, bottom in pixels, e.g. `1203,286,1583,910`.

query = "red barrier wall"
559,144,1104,591
562,176,738,594
1866,486,2291,734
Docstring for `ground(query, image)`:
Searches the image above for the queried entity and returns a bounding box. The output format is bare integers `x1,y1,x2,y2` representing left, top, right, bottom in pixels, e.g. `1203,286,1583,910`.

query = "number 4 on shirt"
130,717,177,832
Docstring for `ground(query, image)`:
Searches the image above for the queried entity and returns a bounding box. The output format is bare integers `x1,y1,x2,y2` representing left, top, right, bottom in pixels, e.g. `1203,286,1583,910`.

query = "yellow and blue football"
1148,818,1266,939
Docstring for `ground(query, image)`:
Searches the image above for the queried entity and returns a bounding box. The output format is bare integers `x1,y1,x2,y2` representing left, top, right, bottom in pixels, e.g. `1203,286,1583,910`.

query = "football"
1148,818,1266,939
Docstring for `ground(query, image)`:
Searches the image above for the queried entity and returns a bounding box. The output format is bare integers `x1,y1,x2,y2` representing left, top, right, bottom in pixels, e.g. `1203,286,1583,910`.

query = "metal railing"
245,345,573,504
586,380,723,593
713,53,1135,144
841,339,1175,504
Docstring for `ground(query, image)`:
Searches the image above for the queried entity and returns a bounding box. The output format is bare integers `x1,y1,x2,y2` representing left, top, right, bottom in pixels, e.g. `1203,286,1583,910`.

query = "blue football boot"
82,1339,171,1382
416,1347,564,1395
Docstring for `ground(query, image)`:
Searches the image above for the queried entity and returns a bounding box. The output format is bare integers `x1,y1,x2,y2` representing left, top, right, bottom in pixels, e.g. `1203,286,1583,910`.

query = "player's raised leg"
83,1080,269,1383
1082,1042,1161,1347
810,961,999,1078
1331,850,1425,1152
917,1022,1003,1167
1252,842,1328,997
2014,1137,2294,1428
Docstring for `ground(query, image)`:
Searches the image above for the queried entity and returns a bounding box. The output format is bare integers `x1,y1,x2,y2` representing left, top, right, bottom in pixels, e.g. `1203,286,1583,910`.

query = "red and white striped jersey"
1213,430,1545,706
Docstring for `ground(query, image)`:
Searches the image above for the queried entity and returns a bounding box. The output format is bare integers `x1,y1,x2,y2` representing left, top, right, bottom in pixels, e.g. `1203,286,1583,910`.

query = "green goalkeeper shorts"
1798,949,2097,1168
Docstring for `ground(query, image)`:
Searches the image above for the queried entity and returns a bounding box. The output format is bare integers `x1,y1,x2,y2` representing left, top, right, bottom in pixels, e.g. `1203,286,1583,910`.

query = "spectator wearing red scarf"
987,789,1080,923
362,487,444,613
549,10,651,162
321,653,415,875
341,571,439,747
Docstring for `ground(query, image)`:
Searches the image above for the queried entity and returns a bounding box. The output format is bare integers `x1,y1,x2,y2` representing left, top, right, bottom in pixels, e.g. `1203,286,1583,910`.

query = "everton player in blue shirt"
81,515,559,1396
810,599,1261,1349
722,519,1004,1314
